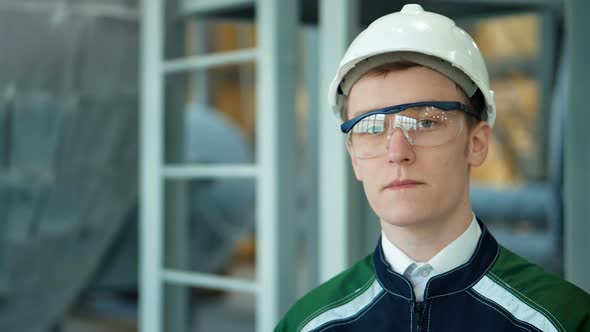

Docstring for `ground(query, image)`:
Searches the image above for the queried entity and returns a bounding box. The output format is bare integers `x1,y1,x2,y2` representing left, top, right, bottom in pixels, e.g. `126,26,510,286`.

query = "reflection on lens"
348,107,463,159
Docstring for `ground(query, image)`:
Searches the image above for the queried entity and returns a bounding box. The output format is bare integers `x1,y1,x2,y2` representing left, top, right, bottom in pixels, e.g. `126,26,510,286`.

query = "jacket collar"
373,218,499,301
380,213,481,276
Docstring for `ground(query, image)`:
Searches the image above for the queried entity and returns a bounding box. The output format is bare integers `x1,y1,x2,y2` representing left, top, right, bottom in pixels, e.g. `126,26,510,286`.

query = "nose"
385,127,416,165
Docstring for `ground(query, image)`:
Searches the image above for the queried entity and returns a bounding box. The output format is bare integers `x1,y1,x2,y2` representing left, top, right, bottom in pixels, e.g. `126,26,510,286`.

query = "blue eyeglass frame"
340,101,480,134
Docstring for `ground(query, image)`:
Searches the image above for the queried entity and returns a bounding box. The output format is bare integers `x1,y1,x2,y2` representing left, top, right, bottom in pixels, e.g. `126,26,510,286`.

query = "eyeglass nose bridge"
385,120,415,150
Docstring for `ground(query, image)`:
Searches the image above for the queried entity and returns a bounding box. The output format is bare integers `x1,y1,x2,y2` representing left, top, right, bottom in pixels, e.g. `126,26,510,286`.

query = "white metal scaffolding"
140,0,299,331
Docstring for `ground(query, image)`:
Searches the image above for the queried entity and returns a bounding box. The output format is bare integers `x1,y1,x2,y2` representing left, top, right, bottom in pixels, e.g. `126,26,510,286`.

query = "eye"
368,126,384,134
417,119,435,128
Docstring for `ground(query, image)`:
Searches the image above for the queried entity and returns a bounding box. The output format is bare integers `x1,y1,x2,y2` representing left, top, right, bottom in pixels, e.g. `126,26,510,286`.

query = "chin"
374,201,432,228
380,215,428,228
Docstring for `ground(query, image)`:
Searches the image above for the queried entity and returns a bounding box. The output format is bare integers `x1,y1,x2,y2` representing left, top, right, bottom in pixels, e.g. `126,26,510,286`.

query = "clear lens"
348,106,464,159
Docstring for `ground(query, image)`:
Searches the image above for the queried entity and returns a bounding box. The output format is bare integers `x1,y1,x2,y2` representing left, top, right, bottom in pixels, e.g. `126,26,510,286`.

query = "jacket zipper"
415,301,425,332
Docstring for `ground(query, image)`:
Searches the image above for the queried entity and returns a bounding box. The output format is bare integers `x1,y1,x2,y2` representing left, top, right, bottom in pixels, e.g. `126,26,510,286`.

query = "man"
275,4,590,332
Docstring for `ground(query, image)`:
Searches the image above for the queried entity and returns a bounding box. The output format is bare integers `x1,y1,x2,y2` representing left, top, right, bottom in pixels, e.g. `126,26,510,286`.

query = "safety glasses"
341,101,479,159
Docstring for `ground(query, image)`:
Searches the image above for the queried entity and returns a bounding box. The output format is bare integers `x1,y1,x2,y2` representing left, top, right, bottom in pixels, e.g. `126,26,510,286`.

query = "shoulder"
274,253,378,332
476,245,590,332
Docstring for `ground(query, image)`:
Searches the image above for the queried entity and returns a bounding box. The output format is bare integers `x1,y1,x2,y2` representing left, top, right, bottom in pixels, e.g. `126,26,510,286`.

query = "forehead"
347,66,465,119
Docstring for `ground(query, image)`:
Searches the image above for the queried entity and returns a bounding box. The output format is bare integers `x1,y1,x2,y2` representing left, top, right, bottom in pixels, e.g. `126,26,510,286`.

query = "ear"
468,122,492,167
346,140,363,181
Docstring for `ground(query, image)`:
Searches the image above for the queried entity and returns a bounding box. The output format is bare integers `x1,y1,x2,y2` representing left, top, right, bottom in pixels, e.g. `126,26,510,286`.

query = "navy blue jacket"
276,221,590,331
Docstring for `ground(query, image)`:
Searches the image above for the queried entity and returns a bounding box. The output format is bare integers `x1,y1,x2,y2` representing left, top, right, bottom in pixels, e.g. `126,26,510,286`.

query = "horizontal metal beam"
180,0,254,16
162,269,259,293
435,0,562,9
470,183,554,223
163,164,258,179
0,1,139,20
490,229,560,272
163,48,258,73
485,56,537,80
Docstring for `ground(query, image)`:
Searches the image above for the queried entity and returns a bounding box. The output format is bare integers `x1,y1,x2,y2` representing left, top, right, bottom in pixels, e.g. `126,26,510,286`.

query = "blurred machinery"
0,2,139,331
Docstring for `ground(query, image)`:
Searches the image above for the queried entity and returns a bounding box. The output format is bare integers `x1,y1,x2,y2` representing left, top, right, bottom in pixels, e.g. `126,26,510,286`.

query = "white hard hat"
328,4,496,127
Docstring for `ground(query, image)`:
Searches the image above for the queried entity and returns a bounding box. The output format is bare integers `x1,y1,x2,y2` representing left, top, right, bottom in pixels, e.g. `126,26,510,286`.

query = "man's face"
346,66,490,228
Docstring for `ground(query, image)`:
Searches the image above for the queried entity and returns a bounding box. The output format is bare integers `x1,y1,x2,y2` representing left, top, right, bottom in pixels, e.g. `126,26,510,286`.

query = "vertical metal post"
256,0,299,329
318,0,359,283
192,20,210,104
537,10,556,179
304,26,320,290
539,10,563,273
140,0,164,331
163,0,189,330
564,0,590,293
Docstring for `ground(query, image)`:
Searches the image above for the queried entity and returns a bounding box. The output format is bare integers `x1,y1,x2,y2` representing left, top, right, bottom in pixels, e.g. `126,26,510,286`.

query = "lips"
385,179,423,190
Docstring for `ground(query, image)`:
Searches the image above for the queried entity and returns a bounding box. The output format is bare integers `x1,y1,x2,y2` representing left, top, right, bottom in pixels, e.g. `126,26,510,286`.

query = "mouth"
385,179,424,191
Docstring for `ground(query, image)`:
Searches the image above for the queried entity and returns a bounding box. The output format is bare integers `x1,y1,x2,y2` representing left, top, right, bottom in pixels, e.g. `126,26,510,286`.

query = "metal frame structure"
317,0,360,283
140,0,298,331
255,0,299,326
140,1,164,331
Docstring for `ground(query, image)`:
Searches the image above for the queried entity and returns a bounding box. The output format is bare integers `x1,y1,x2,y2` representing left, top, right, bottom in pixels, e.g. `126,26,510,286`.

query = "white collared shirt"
380,214,482,301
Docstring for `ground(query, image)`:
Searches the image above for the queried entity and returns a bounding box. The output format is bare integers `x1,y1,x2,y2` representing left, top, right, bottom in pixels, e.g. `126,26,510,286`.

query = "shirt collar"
428,213,481,274
380,229,416,275
380,213,481,275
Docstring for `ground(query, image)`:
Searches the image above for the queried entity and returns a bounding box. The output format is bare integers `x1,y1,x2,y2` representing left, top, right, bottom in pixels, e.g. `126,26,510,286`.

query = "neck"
380,199,473,262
